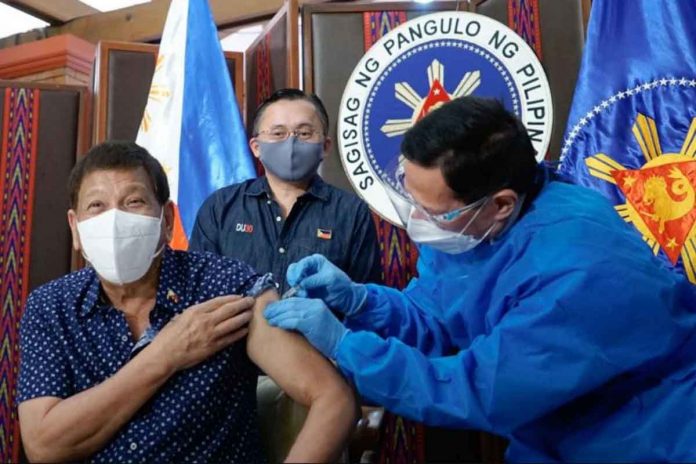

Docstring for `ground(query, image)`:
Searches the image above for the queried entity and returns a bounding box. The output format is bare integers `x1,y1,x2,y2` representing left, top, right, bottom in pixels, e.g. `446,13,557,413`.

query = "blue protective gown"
336,180,696,461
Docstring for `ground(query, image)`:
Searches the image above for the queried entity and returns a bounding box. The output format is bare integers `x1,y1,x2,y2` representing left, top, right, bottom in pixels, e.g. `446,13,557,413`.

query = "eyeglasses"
256,127,322,142
394,163,487,226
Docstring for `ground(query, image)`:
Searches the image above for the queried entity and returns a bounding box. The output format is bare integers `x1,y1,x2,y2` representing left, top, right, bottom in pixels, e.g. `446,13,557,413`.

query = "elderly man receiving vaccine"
17,141,356,463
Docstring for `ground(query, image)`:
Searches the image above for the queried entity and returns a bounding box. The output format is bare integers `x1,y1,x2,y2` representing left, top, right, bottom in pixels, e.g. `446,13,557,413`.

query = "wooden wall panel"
92,41,243,144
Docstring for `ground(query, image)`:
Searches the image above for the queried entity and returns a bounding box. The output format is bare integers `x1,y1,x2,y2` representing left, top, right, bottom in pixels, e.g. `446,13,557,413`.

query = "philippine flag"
136,0,255,249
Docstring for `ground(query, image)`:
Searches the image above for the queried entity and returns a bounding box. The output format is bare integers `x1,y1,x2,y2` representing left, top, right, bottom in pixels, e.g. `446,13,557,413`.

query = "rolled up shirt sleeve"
18,289,73,402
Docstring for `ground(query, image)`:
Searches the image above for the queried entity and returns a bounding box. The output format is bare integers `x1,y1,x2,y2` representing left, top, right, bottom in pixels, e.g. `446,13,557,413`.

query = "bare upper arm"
247,290,350,406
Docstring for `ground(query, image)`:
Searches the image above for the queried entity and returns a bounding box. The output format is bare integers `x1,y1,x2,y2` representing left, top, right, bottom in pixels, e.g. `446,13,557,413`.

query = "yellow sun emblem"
140,54,172,133
585,113,696,283
381,59,481,137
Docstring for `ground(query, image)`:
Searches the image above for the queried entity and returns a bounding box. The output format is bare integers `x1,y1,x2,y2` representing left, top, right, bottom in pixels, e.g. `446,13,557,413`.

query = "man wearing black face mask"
190,88,381,293
189,89,382,460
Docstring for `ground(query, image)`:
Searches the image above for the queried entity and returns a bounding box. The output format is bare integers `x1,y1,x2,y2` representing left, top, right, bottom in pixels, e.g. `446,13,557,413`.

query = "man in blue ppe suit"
265,96,696,461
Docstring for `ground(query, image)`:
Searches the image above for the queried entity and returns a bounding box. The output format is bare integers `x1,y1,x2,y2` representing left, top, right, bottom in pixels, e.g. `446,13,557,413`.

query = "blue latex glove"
264,297,347,359
286,254,367,316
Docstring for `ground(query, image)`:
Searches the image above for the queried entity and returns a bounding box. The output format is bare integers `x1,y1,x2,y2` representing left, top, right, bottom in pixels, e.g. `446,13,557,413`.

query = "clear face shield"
383,157,488,228
380,156,415,226
381,156,493,254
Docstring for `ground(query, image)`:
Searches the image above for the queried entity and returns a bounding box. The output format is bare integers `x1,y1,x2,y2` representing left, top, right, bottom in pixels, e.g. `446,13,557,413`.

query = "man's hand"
152,295,254,371
287,254,367,316
18,294,254,463
264,297,347,359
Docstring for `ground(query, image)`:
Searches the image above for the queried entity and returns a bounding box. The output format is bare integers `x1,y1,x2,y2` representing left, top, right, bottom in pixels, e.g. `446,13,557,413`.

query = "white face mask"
406,204,493,254
77,208,165,285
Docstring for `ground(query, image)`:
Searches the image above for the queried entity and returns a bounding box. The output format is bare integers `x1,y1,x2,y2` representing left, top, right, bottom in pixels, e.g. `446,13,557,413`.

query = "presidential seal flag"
558,0,696,284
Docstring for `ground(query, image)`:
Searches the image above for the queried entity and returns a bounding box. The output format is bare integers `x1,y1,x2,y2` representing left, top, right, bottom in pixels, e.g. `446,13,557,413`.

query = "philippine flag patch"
316,228,332,240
